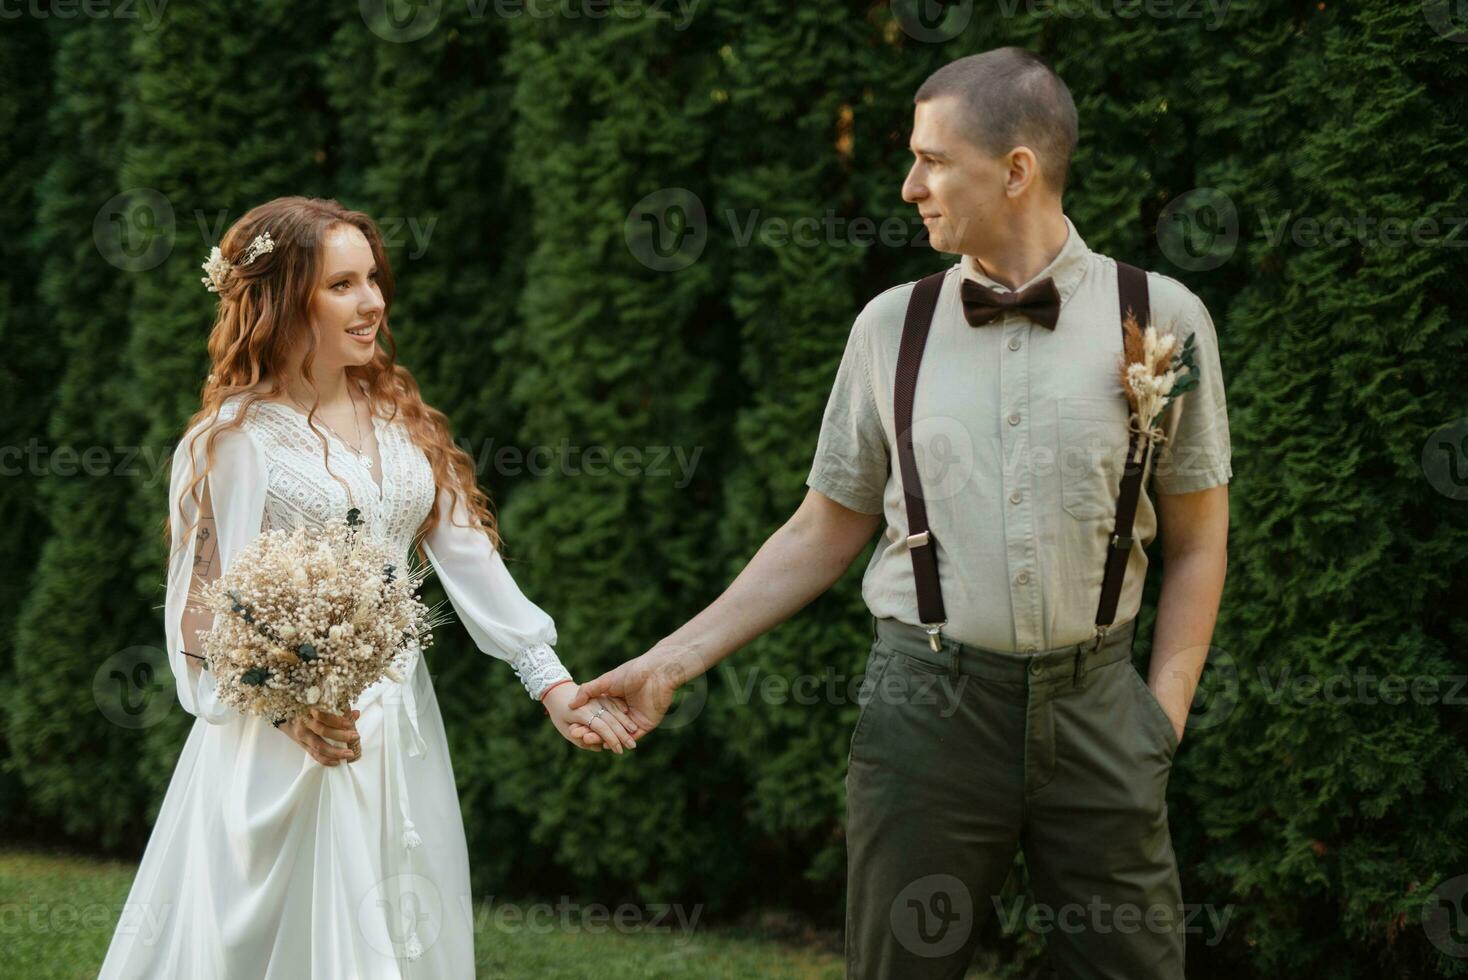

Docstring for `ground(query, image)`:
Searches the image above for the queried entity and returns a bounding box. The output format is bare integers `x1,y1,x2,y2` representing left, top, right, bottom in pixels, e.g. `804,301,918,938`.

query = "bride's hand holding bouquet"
188,507,444,761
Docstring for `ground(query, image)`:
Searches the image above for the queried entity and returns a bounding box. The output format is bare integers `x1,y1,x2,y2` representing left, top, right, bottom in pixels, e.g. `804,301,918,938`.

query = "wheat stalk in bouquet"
190,507,453,724
1116,311,1200,465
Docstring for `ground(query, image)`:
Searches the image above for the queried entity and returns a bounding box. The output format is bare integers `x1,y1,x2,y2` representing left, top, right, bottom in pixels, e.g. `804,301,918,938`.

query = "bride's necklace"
292,386,373,470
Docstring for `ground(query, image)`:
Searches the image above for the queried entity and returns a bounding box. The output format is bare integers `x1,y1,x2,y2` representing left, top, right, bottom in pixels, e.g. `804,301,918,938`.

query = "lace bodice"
238,394,437,556
162,390,571,723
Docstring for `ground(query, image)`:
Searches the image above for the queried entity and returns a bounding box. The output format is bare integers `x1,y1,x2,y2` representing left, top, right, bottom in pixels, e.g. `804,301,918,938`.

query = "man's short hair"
914,48,1078,196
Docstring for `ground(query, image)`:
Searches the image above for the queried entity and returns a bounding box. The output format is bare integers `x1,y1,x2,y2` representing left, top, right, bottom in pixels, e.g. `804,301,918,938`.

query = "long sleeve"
163,412,269,724
420,483,571,700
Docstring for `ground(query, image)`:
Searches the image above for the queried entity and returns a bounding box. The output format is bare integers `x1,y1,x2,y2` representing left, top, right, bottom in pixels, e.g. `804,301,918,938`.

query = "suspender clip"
1110,532,1133,551
1090,624,1110,654
922,621,946,653
906,530,931,550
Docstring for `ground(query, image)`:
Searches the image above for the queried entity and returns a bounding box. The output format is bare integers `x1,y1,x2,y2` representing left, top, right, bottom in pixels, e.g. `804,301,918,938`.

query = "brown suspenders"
892,261,1152,653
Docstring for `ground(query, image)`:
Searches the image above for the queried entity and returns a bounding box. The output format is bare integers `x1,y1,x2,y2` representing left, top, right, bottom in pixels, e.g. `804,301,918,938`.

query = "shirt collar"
958,214,1091,307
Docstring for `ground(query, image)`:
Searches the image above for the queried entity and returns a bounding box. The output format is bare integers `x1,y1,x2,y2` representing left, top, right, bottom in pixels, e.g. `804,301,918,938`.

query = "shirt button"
1023,644,1038,654
1008,338,1021,351
1007,413,1020,426
1009,490,1022,504
1016,570,1030,585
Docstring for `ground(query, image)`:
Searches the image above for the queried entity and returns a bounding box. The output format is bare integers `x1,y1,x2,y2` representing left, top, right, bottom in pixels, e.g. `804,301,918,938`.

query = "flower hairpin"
200,230,275,293
1116,310,1199,464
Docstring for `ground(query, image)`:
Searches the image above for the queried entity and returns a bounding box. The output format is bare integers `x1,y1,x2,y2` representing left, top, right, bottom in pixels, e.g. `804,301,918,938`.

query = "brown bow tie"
960,276,1062,330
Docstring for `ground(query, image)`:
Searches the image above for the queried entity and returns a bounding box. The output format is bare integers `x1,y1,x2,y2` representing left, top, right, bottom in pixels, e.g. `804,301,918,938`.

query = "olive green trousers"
844,615,1183,979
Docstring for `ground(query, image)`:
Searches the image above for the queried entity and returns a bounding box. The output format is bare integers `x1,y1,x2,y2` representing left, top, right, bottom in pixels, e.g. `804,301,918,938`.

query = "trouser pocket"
1126,661,1180,760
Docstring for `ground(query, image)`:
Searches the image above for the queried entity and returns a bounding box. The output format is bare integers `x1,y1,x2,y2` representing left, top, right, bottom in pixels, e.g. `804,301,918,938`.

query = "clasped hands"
280,648,696,761
555,646,696,754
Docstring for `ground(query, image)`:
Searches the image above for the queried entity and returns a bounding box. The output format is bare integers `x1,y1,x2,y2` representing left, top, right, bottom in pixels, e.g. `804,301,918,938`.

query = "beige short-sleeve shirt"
806,214,1231,652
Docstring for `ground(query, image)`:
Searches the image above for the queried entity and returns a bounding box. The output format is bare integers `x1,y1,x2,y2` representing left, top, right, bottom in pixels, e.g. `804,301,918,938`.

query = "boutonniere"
1116,311,1199,464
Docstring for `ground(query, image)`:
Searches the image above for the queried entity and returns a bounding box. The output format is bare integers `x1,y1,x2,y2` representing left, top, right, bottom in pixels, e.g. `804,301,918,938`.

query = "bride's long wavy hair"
163,195,501,562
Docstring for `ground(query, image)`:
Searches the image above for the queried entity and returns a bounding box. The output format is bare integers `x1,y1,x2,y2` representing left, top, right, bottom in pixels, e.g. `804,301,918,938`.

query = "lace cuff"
509,643,572,701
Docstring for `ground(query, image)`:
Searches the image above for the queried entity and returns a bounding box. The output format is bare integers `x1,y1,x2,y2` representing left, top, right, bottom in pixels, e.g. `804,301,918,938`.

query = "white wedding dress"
99,388,572,979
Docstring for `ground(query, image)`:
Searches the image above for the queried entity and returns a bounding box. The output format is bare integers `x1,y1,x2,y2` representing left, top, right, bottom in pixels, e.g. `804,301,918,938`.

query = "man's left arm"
1151,485,1229,746
1145,284,1232,747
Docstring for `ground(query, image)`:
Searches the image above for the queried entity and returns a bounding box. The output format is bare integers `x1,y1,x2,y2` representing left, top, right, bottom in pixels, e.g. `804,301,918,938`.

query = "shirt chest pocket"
1057,395,1130,522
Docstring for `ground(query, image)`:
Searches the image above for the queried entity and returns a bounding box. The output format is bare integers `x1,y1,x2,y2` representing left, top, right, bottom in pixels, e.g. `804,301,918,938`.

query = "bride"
99,196,647,978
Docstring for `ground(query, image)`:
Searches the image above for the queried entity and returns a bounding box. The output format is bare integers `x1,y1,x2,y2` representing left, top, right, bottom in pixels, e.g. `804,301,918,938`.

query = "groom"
573,47,1230,979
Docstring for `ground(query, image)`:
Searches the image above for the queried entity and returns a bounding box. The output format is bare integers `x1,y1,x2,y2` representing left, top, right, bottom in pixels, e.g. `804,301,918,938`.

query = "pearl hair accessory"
201,231,275,293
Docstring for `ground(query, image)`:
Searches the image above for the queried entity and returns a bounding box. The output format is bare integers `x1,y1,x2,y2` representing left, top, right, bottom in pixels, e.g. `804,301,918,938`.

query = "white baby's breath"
191,513,453,723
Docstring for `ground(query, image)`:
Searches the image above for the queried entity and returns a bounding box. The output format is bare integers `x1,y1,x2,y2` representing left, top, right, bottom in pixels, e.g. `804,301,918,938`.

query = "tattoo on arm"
192,517,217,578
182,517,219,671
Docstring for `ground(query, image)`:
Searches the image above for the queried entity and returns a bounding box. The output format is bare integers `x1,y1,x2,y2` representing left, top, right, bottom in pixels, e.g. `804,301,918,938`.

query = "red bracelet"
539,678,573,715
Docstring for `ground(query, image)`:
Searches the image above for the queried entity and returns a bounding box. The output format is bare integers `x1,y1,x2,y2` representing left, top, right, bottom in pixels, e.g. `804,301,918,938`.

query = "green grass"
0,848,846,979
0,850,141,980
